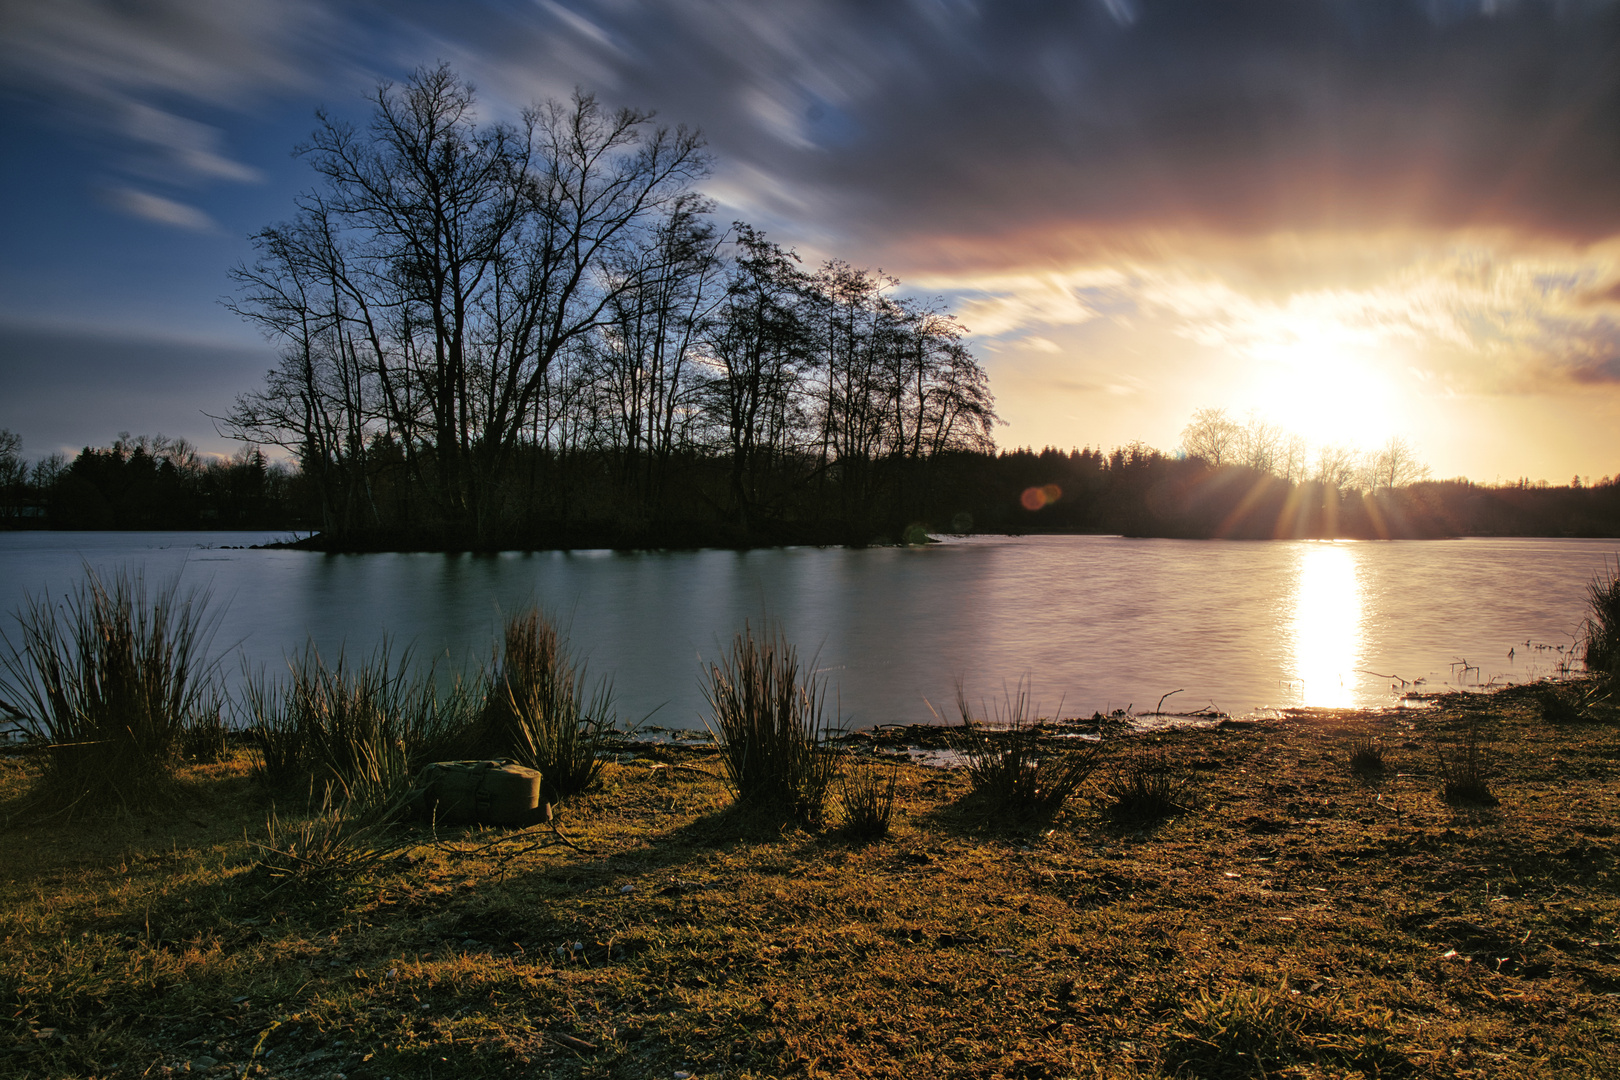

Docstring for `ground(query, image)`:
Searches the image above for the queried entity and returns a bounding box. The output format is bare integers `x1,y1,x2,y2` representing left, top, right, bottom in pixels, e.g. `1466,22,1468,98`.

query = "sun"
1242,332,1407,450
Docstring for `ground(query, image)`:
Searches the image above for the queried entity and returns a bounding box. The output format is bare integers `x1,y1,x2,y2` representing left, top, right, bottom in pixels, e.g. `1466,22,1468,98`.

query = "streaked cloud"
0,0,328,183
102,187,218,232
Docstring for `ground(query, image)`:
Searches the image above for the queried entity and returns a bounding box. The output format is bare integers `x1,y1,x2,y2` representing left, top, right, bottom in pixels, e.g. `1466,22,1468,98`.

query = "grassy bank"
3,683,1618,1079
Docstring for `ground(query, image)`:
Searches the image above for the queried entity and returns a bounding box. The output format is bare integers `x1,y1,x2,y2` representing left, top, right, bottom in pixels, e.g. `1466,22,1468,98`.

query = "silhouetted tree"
227,64,709,543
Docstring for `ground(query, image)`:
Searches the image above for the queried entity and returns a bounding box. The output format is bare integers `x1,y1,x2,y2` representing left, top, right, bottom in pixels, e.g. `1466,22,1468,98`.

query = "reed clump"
252,782,414,883
1103,747,1197,824
241,643,474,810
945,684,1103,821
1583,557,1620,683
1436,719,1498,806
1164,982,1405,1079
704,622,839,827
838,757,899,839
0,569,222,816
1164,982,1313,1078
474,609,619,801
1347,736,1387,776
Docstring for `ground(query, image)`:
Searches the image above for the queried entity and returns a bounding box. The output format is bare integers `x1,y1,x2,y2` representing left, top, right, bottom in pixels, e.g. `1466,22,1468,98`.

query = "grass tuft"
252,782,414,883
1347,736,1386,776
1102,748,1196,824
838,757,899,839
704,622,839,827
475,608,619,801
1164,982,1312,1077
944,683,1102,821
1436,719,1498,806
0,568,222,817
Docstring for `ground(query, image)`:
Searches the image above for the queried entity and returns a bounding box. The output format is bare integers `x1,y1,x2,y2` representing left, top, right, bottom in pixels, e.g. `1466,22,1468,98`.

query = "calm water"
0,531,1612,729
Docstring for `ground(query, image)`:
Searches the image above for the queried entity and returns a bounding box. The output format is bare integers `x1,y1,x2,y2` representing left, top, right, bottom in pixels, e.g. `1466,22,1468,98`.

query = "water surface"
0,531,1610,729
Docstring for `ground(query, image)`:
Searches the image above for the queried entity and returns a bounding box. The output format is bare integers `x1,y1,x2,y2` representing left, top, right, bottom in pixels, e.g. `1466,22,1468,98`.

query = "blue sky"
2,0,1619,482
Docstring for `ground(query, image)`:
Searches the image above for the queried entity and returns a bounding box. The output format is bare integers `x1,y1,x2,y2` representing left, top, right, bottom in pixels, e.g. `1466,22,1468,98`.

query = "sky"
1,0,1618,484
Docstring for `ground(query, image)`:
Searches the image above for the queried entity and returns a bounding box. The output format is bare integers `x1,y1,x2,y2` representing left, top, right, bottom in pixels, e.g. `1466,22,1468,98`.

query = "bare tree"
1313,442,1362,490
1366,435,1430,494
227,65,710,541
1279,432,1309,484
701,226,812,528
1236,411,1283,474
1180,407,1240,466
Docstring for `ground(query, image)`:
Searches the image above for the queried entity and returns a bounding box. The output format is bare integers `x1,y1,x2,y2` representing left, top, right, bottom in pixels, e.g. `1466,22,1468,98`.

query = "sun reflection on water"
1289,543,1364,708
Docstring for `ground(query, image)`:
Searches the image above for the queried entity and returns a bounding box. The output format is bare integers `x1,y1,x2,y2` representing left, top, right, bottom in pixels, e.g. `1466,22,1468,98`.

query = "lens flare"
1021,484,1062,510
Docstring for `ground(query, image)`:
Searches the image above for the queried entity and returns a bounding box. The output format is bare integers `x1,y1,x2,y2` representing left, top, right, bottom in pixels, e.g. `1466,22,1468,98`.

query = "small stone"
192,1057,218,1069
619,884,635,894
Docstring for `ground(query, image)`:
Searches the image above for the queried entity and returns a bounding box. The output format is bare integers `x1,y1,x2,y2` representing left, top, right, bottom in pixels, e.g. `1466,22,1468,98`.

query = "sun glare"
1245,334,1404,449
1288,543,1364,708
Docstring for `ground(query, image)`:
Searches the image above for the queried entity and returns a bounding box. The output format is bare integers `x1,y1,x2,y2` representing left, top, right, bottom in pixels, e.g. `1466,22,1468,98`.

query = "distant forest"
3,426,1618,544
2,66,1616,546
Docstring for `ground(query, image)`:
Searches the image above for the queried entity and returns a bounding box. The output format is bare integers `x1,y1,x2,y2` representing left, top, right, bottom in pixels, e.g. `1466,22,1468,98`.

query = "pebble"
192,1057,218,1069
620,884,635,894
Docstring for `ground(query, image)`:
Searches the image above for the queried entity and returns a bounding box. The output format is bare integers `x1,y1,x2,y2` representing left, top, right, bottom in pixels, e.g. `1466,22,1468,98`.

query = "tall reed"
0,568,222,815
241,642,475,809
475,608,619,800
704,623,839,826
1584,556,1620,682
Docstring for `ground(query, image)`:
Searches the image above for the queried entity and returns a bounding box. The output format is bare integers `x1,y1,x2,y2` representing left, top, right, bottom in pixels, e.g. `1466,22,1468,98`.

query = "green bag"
414,760,544,826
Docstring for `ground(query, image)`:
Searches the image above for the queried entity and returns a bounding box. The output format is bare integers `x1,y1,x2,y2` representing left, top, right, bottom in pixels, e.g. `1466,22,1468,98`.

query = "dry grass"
2,682,1619,1078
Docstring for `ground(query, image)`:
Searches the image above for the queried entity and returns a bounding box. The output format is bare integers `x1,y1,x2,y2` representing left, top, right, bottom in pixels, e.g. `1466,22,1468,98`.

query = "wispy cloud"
103,187,218,232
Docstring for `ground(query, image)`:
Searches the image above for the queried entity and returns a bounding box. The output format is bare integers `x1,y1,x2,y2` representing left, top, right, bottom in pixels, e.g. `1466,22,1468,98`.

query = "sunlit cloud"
917,232,1620,398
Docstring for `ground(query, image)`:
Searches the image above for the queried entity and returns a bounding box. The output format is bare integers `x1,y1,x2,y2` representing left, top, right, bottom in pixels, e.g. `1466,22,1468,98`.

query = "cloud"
0,0,328,183
914,231,1620,396
0,321,273,455
11,2,1619,257
461,0,1620,265
103,187,218,232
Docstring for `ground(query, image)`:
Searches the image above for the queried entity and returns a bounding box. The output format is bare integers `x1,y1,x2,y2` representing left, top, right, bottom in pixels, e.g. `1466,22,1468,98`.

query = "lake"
0,531,1612,730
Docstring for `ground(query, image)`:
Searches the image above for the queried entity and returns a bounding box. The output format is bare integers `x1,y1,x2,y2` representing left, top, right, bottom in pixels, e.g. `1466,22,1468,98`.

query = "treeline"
220,66,995,549
983,444,1620,540
6,428,1617,541
0,432,300,531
